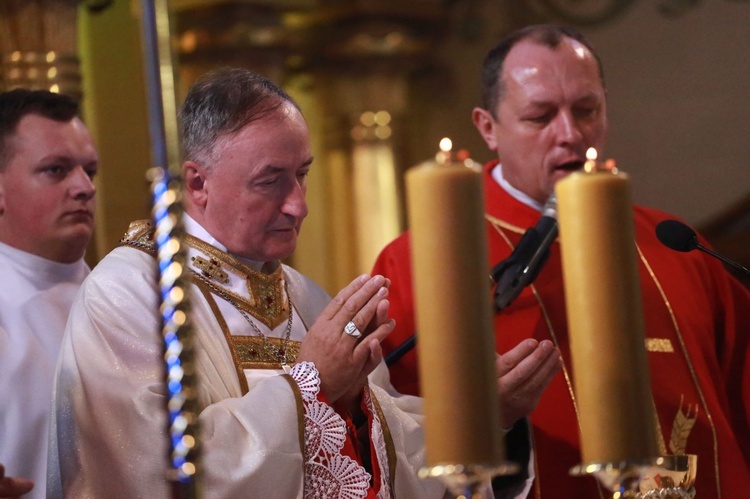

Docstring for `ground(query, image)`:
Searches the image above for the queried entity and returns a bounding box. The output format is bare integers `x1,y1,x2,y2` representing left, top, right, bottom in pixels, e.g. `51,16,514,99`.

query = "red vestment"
372,160,750,498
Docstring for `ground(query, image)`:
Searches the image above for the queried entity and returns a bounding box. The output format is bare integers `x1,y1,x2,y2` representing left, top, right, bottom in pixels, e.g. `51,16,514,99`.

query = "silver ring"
344,321,362,339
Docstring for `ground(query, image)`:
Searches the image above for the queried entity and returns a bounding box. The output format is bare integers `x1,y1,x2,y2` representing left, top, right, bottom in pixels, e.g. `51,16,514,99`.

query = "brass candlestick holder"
570,458,660,498
570,454,696,499
419,462,519,499
638,454,697,499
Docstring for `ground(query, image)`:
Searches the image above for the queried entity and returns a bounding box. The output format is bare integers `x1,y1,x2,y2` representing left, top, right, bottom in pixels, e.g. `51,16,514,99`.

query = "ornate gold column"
0,0,82,97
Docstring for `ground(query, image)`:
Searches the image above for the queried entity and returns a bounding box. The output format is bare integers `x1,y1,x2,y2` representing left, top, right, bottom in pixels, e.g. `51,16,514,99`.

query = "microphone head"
656,219,699,252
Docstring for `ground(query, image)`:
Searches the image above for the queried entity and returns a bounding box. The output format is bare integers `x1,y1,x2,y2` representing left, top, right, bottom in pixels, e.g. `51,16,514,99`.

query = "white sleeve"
368,362,534,499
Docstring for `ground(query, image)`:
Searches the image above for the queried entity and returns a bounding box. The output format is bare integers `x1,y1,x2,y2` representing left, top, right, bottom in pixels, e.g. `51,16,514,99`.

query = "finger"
371,299,390,330
520,347,563,395
321,274,371,320
347,286,389,339
338,275,386,319
361,339,384,377
0,476,35,496
498,340,557,391
353,318,394,359
335,276,387,335
496,338,539,377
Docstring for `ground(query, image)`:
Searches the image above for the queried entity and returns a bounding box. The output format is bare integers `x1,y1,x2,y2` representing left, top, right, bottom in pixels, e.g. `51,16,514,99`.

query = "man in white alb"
0,89,97,498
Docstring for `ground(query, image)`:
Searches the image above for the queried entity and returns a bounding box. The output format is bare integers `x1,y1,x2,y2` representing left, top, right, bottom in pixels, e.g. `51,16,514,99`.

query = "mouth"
270,227,298,234
64,209,94,220
553,160,585,173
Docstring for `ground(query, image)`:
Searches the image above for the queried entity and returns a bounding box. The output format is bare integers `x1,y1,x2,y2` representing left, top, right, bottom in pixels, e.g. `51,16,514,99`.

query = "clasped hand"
496,339,562,429
297,274,394,408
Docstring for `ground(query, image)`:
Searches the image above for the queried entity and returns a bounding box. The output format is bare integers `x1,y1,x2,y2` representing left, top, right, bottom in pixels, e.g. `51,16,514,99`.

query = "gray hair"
178,67,299,166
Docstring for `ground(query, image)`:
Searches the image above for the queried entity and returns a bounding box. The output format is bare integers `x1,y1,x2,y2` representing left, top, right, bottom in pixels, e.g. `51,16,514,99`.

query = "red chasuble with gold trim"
373,160,750,498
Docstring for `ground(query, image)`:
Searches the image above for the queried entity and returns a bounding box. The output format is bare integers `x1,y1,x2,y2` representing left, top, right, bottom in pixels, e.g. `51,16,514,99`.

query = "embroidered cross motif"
192,255,230,284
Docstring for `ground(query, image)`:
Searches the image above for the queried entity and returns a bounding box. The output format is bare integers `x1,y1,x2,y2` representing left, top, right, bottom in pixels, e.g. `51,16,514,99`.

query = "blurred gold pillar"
79,0,152,260
290,70,409,292
0,0,81,97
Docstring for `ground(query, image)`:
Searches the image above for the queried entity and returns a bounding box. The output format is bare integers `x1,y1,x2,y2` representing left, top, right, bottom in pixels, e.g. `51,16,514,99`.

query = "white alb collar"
490,163,544,213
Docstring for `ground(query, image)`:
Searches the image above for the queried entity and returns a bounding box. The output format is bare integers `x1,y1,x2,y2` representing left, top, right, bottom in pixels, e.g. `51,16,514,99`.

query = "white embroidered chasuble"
48,218,445,499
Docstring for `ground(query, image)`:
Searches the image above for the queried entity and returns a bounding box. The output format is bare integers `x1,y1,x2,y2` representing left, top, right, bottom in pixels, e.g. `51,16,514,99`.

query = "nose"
69,166,96,201
554,111,584,146
281,179,308,221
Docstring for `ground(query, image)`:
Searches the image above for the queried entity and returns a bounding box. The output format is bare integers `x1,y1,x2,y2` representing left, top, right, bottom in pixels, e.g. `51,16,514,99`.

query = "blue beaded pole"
139,0,201,497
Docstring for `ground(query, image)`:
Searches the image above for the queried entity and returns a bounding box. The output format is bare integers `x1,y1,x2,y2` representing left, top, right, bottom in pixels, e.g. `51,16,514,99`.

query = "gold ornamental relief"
646,338,675,353
185,234,289,329
669,395,699,455
232,336,300,370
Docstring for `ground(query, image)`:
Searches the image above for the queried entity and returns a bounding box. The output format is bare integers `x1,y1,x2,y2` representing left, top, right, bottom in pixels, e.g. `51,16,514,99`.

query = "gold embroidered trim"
231,336,300,370
118,219,157,255
637,244,722,498
645,338,675,353
487,219,606,499
651,397,668,455
185,234,289,330
196,281,250,394
281,374,307,457
370,391,397,493
485,213,526,235
194,277,299,381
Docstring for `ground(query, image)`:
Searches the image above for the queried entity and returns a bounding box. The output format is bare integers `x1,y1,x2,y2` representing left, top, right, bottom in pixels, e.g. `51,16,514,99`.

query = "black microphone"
491,195,558,311
386,195,559,367
656,219,750,276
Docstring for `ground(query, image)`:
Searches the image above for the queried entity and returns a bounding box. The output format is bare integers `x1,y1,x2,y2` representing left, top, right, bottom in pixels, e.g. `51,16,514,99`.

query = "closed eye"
42,165,67,178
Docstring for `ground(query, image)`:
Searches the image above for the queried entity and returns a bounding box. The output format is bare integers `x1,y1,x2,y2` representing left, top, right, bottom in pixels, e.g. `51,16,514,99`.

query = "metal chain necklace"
190,269,294,365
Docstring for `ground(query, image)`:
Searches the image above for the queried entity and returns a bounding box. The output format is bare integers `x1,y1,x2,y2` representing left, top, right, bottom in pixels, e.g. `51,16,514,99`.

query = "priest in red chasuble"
374,24,750,498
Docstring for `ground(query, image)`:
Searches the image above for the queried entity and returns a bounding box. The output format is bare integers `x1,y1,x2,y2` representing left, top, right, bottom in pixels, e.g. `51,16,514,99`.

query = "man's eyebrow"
256,157,314,174
268,157,314,169
36,154,75,164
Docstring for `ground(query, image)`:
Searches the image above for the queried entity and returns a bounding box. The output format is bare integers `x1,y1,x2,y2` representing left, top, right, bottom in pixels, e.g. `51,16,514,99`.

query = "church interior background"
1,0,748,293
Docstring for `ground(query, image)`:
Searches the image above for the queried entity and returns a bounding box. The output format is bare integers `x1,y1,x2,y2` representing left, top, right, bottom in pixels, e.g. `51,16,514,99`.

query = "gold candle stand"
570,454,696,498
419,462,519,499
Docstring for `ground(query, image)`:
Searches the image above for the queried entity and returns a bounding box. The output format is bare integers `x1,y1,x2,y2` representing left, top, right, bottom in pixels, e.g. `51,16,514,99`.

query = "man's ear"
183,161,209,209
472,107,499,151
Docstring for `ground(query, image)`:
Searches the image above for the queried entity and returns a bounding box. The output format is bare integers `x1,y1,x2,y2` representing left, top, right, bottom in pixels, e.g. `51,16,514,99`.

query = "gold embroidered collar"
185,234,289,329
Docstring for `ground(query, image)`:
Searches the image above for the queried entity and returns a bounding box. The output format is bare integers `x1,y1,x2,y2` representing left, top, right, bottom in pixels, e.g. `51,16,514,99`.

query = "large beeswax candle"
555,169,658,464
406,160,504,467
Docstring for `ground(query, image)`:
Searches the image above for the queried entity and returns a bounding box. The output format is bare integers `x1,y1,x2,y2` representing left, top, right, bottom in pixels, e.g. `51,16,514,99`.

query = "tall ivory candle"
406,159,504,467
555,168,658,464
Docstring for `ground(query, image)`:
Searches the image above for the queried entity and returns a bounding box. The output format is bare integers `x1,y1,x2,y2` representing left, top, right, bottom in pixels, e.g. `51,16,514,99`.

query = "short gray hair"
178,67,299,165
